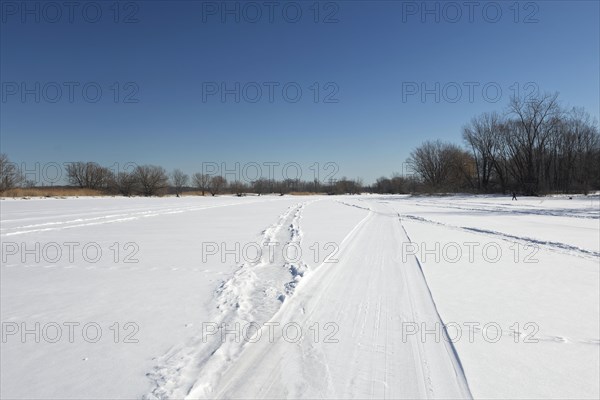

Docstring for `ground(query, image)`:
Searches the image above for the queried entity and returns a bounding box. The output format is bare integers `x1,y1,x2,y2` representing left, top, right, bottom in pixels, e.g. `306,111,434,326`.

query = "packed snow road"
195,201,471,399
1,194,598,399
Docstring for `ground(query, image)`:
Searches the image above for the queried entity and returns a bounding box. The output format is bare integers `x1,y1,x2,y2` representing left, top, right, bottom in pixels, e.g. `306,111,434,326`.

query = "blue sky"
1,0,599,184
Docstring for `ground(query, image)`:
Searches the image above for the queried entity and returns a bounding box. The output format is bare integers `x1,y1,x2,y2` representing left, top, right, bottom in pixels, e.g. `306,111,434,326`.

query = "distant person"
512,191,517,201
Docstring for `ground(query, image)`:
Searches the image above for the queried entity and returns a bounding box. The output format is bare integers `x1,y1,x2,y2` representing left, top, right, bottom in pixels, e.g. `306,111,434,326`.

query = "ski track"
398,214,599,261
144,201,314,399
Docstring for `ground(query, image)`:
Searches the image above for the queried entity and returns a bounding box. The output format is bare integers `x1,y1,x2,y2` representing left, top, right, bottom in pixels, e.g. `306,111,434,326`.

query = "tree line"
0,156,364,196
1,92,598,197
406,92,599,195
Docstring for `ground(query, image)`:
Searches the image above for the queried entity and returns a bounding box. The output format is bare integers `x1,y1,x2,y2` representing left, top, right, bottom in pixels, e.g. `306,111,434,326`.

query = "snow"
1,194,598,399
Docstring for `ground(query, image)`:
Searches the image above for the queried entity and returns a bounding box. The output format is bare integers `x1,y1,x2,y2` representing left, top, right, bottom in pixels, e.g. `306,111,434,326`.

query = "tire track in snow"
1,199,284,237
202,208,376,399
204,201,472,399
398,215,473,399
144,201,314,399
399,214,599,261
401,199,599,220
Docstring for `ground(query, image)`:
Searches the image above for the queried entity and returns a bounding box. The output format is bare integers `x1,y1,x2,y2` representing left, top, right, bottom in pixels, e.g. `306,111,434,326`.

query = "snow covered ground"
1,194,598,399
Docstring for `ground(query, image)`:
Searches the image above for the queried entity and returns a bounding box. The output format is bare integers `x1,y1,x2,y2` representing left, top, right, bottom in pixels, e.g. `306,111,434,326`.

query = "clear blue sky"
1,0,598,184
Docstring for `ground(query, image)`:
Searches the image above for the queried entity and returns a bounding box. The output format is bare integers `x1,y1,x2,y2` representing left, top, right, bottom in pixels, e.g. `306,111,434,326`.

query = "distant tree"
229,180,247,196
451,147,478,190
390,174,406,194
309,178,320,193
171,169,189,197
374,175,407,194
65,162,86,187
408,140,467,191
192,173,211,196
65,162,111,189
462,112,504,192
134,165,168,196
0,154,23,192
506,92,561,195
274,180,287,196
353,178,364,194
251,178,270,195
110,171,138,197
276,178,300,195
556,107,599,194
208,176,227,196
375,177,392,194
334,177,362,194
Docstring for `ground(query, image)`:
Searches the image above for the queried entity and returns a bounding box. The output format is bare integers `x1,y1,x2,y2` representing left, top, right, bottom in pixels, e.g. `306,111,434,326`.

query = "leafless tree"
276,178,300,195
208,176,227,196
65,162,111,189
229,180,247,196
251,178,270,195
171,169,189,197
408,140,468,191
462,112,504,192
333,177,362,194
0,154,23,192
375,177,393,193
109,171,138,197
551,107,599,194
506,92,561,194
134,165,168,196
192,173,211,196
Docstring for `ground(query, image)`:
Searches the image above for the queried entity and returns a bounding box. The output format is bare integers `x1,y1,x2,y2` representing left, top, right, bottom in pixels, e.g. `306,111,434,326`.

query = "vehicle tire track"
399,214,599,261
144,201,313,400
204,201,472,399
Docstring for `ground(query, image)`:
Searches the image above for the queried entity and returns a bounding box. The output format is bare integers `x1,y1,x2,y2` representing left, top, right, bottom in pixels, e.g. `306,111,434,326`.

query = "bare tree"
251,178,270,195
570,109,600,194
134,165,168,196
65,162,111,189
0,154,23,192
546,107,600,194
229,180,247,196
506,92,561,194
208,176,227,196
334,177,362,194
462,112,504,192
451,147,478,190
375,177,392,194
65,162,86,187
192,173,211,196
408,140,467,191
277,178,300,195
109,171,138,197
390,174,406,194
171,169,189,197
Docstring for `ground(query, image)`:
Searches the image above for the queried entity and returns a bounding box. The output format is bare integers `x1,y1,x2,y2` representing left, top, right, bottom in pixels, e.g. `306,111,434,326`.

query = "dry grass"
1,187,106,198
182,191,320,196
0,188,325,199
180,191,210,197
288,191,321,196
